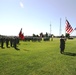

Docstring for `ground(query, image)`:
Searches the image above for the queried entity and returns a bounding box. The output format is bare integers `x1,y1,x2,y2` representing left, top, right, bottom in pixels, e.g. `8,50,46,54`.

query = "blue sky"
0,0,76,36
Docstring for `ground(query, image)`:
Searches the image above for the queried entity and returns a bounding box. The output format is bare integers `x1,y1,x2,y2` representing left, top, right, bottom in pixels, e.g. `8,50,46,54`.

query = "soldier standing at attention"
6,37,9,48
60,34,65,54
13,37,17,49
1,37,4,48
10,37,13,47
0,37,1,47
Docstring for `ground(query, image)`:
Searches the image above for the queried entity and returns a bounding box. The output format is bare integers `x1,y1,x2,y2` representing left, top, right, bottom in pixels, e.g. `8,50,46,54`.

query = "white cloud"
20,2,24,8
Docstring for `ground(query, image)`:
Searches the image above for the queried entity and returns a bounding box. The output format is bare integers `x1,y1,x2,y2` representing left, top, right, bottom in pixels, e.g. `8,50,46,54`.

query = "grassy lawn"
0,38,76,75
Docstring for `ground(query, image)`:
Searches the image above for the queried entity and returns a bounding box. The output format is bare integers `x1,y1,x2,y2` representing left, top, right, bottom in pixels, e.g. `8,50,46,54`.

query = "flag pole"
59,18,62,36
65,17,67,36
50,21,51,36
50,23,51,35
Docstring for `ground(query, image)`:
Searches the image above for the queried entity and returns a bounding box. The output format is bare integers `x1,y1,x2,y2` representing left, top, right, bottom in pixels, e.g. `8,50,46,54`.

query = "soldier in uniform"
6,37,9,48
1,37,4,48
13,37,17,49
0,37,1,47
10,37,13,47
60,34,65,54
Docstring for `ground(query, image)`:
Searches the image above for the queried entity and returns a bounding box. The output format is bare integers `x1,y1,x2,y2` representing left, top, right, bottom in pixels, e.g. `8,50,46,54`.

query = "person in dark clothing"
0,37,1,47
13,37,20,50
6,37,9,48
60,35,65,54
1,37,4,48
10,37,13,47
13,37,16,49
16,37,19,44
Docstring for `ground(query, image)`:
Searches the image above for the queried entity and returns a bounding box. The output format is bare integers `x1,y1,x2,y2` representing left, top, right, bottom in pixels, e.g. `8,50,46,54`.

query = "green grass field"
0,38,76,75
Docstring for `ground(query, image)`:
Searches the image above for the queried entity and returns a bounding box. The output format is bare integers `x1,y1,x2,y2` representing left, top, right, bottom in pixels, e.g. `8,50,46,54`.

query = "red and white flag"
19,28,24,40
65,20,73,34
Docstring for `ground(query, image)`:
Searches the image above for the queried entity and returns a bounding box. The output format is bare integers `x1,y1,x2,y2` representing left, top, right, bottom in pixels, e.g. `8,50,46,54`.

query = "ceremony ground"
0,38,76,75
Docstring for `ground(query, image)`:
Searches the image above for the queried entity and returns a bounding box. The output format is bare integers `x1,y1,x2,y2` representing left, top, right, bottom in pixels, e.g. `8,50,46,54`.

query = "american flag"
65,20,73,34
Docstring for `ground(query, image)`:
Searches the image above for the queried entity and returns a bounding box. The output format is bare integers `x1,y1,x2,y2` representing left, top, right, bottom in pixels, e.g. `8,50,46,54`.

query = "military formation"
0,36,19,50
0,34,66,53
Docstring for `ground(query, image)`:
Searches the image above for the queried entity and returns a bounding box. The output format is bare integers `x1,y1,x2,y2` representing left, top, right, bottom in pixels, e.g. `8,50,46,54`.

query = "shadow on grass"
0,47,5,49
63,52,76,56
7,47,10,48
23,49,29,51
15,48,20,50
